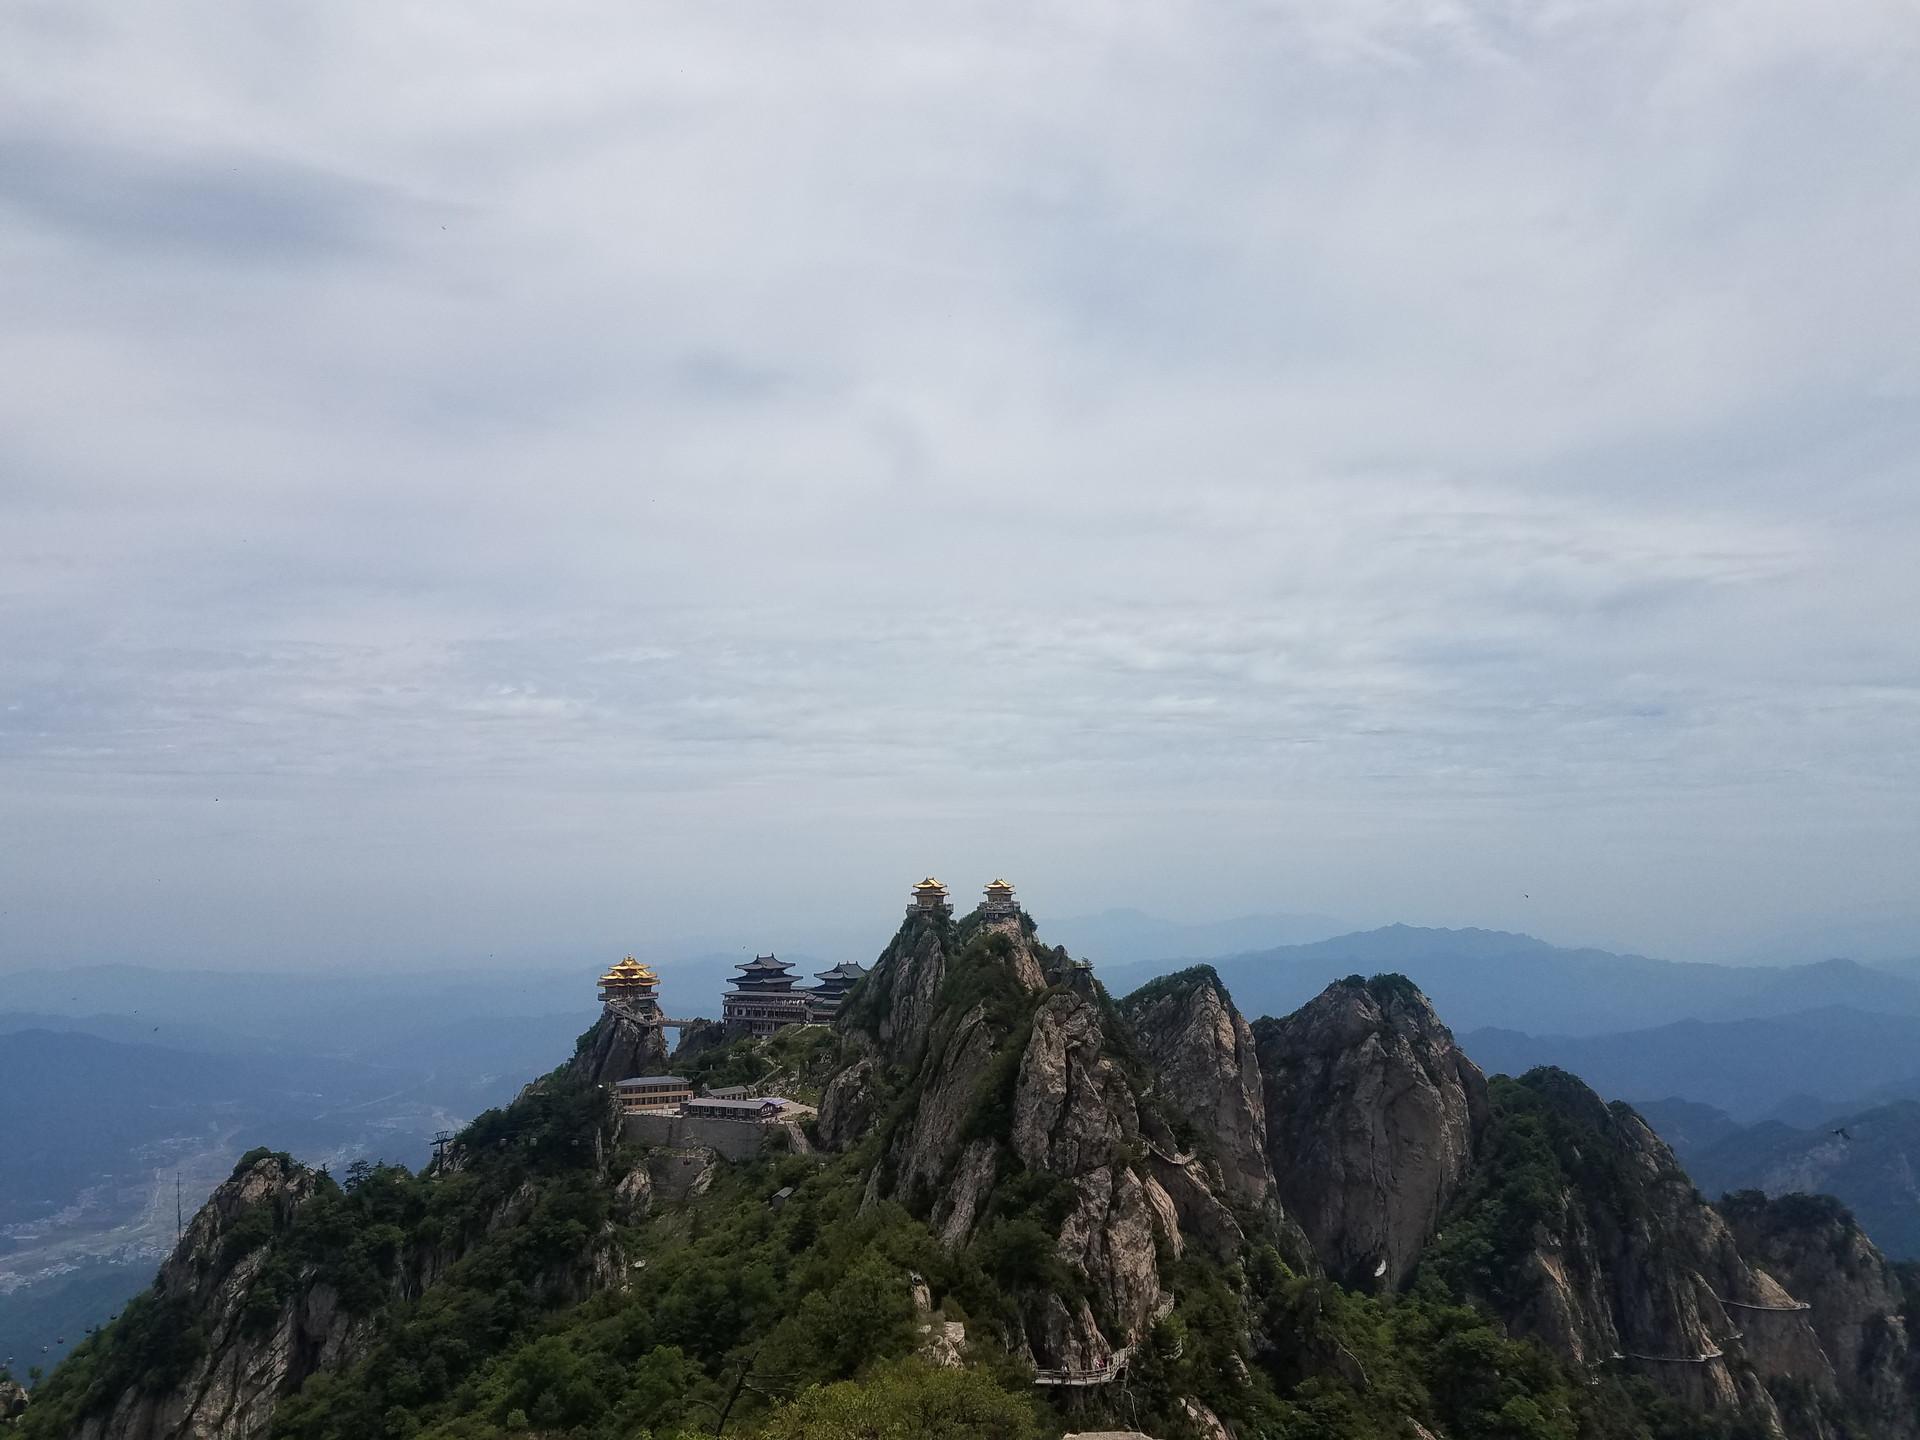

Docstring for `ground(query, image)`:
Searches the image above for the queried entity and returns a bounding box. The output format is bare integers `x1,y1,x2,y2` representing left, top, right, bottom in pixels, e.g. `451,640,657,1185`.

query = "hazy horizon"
3,900,1915,979
5,2,1918,975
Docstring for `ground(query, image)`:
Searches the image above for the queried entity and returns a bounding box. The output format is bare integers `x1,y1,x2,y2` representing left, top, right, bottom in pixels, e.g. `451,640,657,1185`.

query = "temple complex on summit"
806,960,868,1021
908,876,951,915
722,953,811,1036
597,956,662,1018
982,877,1018,917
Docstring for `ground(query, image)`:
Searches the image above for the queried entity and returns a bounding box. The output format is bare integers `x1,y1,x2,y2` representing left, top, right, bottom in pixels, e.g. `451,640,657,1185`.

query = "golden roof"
913,876,947,891
985,878,1014,890
598,956,659,985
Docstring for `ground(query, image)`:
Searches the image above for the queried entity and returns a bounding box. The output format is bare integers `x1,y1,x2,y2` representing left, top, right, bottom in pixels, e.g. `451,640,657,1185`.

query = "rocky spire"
1120,965,1274,1210
569,1004,669,1086
1253,974,1487,1291
818,908,1201,1374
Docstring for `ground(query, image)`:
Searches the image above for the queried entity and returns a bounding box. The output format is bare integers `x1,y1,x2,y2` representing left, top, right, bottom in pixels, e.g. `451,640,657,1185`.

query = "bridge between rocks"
607,1001,698,1029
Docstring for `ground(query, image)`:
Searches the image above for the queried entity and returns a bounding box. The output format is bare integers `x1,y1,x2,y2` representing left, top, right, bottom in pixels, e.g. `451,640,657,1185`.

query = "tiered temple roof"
723,954,810,1036
728,953,801,992
908,876,951,914
982,877,1018,915
598,956,661,1012
806,960,869,1021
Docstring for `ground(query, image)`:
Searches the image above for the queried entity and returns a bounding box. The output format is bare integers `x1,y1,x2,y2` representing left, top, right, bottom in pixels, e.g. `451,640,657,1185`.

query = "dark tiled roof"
813,961,869,982
737,953,794,974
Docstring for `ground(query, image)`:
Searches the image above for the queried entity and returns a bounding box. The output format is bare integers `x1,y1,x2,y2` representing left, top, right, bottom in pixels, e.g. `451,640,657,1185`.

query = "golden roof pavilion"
598,956,658,987
598,956,662,1013
908,876,952,915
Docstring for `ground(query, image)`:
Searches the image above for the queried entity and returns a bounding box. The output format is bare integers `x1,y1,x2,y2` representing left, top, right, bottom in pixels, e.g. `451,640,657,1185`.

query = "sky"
3,0,1918,974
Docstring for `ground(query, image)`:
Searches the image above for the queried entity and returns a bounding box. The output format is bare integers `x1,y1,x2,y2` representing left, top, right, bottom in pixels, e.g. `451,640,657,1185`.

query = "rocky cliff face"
1254,975,1487,1290
1458,1072,1789,1416
65,1155,368,1440
27,1080,634,1440
1429,1066,1920,1436
569,1002,669,1086
1121,967,1273,1210
1,1377,29,1425
1722,1191,1920,1437
819,910,1206,1372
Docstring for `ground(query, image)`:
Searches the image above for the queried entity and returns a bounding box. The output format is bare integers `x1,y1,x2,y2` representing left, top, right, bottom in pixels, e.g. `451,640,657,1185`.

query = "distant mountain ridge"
1104,923,1920,1036
1042,906,1346,967
1460,1007,1920,1120
1641,1097,1920,1260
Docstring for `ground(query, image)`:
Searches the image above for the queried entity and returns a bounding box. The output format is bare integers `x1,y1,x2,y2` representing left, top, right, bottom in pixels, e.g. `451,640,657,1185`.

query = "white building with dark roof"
615,1075,693,1113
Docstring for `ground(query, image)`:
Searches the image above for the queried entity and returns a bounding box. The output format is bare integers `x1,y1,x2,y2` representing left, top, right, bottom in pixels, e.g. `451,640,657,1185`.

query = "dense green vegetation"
1419,1069,1658,1315
1117,963,1228,1015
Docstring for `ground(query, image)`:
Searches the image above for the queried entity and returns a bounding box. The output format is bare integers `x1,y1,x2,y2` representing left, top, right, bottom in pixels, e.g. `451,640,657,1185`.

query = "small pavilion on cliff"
597,956,662,1019
982,877,1018,917
908,876,951,916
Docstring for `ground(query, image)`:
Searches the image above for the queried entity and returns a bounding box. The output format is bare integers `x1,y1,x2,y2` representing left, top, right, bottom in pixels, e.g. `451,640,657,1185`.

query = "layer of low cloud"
3,0,1917,971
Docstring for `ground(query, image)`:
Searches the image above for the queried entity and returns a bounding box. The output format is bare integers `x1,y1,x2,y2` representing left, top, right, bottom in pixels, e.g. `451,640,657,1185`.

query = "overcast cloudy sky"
3,0,1917,973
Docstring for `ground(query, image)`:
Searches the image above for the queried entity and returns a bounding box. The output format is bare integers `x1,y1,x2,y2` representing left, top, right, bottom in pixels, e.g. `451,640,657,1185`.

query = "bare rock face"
819,912,1203,1372
870,910,954,1065
1254,975,1487,1290
1121,967,1273,1208
570,1004,669,1087
815,1055,877,1152
1721,1191,1920,1438
1440,1067,1920,1435
1,1377,29,1423
67,1154,369,1440
1012,993,1138,1175
1472,1077,1780,1417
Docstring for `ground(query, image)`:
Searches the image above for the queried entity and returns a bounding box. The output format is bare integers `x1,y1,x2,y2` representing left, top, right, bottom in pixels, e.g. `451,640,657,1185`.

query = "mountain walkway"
1615,1344,1725,1365
1711,1293,1811,1313
1031,1297,1177,1386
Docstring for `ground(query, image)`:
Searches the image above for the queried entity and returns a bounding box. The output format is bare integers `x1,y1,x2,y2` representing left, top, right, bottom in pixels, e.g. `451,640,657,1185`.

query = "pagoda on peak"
598,956,662,1018
982,877,1018,917
907,876,951,917
806,960,869,1022
722,953,810,1037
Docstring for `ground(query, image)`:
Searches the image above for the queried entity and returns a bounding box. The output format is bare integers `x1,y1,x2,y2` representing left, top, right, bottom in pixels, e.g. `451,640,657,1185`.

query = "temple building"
806,960,869,1022
907,876,951,916
597,956,662,1019
615,1075,692,1114
722,953,811,1036
982,877,1018,917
